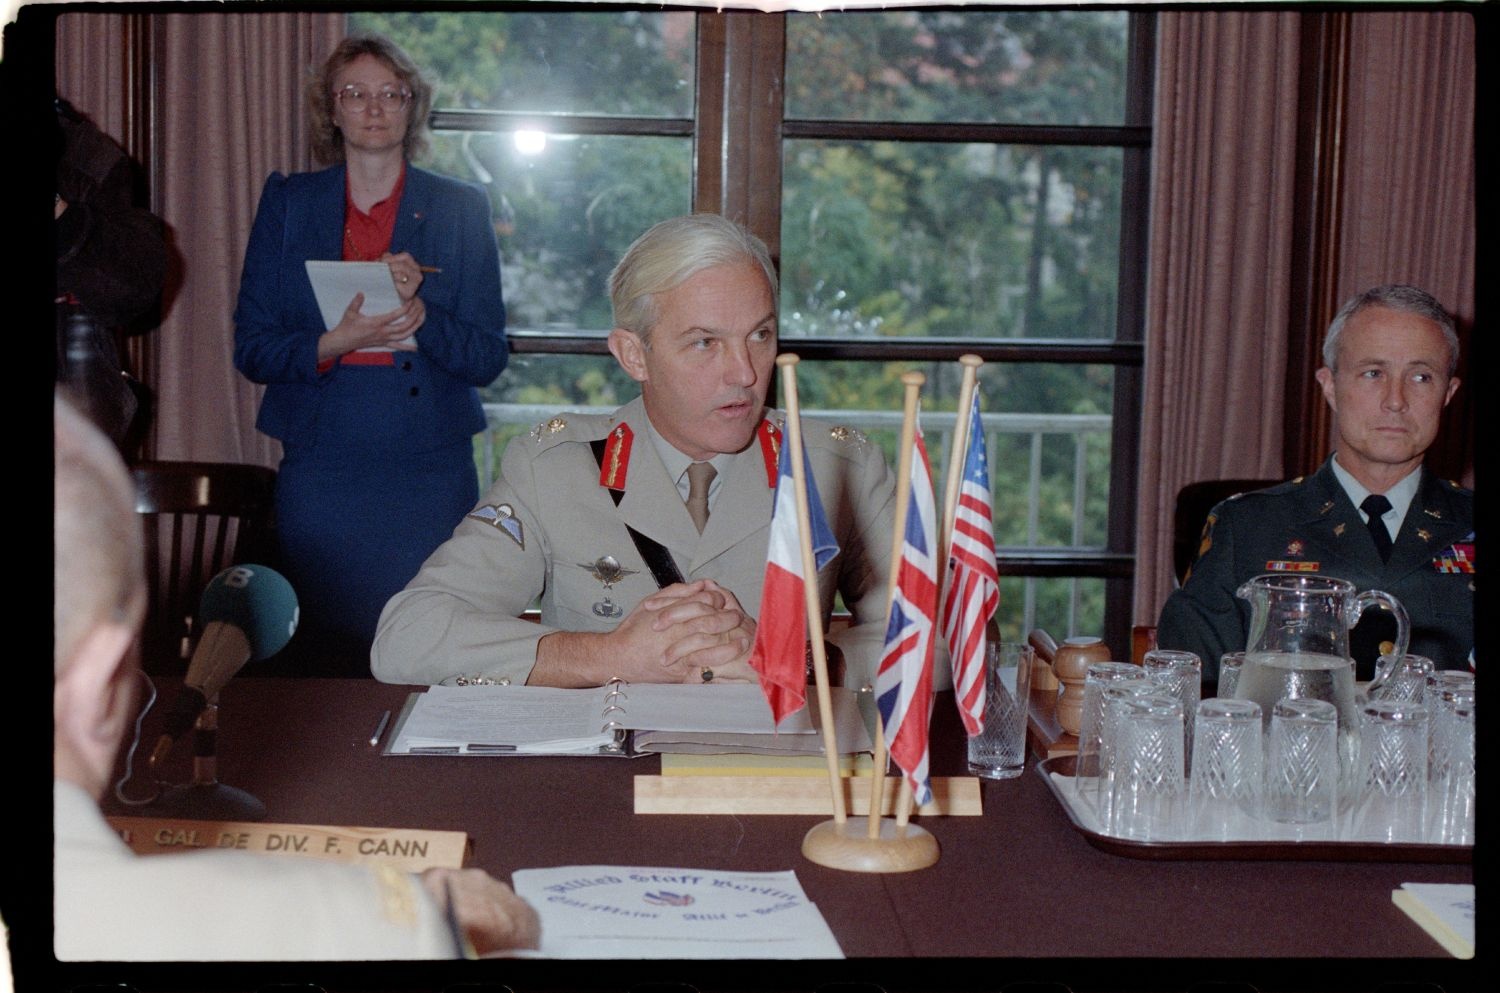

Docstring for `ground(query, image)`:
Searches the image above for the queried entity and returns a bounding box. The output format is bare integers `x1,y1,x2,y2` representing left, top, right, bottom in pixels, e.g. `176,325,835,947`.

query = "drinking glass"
1372,653,1434,703
1144,649,1202,770
1347,699,1429,843
1427,683,1475,845
1106,695,1185,841
966,642,1034,779
1093,680,1174,826
1188,698,1263,840
1265,698,1339,832
1217,651,1245,698
1075,662,1148,785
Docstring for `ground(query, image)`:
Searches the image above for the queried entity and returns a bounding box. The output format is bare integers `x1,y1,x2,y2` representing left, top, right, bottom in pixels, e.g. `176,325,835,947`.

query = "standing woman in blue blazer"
234,35,507,675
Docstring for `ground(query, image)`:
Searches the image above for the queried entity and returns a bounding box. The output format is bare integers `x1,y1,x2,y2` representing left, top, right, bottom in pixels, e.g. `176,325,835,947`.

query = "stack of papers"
386,683,872,757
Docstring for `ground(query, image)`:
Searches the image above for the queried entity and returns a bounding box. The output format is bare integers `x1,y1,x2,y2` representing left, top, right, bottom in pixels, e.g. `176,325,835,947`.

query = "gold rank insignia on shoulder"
467,503,524,548
828,424,870,447
529,416,569,442
1292,476,1305,484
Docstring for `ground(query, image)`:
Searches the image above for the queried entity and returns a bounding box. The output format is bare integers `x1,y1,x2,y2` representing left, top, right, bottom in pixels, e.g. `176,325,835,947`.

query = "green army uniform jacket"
1157,458,1473,683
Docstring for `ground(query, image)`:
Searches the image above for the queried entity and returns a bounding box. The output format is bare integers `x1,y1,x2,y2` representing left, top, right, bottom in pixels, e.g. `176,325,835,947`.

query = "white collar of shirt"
1330,456,1422,542
644,417,733,508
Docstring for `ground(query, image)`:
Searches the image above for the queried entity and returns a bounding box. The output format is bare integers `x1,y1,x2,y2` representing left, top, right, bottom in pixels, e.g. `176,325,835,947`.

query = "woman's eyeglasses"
334,84,412,114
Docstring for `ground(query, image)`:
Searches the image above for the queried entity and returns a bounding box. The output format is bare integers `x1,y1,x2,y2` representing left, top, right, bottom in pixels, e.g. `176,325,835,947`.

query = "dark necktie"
686,462,717,533
1361,494,1394,563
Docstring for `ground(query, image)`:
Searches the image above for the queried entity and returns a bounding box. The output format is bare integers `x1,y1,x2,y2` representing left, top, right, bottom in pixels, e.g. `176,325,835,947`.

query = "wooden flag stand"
784,360,939,873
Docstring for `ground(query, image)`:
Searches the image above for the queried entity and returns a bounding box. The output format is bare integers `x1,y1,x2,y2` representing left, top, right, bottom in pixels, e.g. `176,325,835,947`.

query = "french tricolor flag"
748,430,840,726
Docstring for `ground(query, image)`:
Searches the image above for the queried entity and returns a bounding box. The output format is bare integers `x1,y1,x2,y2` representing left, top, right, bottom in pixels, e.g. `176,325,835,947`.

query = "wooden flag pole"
896,355,983,833
803,369,938,872
865,375,920,840
776,354,847,826
938,355,984,587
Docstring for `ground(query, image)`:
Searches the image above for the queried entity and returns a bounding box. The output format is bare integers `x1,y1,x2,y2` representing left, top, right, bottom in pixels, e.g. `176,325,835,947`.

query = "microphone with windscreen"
143,565,297,820
150,564,298,767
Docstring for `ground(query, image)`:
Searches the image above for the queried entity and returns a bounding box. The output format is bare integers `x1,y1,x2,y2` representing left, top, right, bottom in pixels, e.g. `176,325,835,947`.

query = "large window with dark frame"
352,7,1152,650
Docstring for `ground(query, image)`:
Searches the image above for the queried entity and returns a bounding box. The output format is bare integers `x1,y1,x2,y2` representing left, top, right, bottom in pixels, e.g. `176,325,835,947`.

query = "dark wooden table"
90,677,1479,991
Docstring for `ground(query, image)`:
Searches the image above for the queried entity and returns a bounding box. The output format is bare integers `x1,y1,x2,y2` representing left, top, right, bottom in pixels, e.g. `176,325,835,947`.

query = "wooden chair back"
131,460,277,672
1172,479,1278,583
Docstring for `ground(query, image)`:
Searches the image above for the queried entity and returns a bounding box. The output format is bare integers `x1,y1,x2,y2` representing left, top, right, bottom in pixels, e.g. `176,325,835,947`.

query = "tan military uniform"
53,782,458,960
372,397,896,687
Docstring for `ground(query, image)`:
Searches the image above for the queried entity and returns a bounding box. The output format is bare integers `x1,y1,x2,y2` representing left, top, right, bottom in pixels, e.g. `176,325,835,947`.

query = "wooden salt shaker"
1052,637,1112,736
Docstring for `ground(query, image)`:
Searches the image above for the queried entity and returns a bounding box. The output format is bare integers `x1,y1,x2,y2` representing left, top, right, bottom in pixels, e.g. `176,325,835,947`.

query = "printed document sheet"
512,865,843,958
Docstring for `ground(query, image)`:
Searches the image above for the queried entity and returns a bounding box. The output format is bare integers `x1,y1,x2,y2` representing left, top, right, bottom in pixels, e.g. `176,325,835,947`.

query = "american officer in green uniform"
373,214,897,688
1158,285,1473,686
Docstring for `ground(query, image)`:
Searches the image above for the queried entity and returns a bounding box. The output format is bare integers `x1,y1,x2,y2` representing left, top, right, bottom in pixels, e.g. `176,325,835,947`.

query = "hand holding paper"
305,260,423,356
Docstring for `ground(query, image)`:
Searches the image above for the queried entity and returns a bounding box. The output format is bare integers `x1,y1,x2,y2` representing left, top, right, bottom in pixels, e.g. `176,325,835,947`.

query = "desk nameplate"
104,816,469,872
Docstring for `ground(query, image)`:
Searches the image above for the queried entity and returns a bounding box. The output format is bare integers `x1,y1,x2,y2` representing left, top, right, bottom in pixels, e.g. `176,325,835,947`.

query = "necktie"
1361,494,1394,563
686,462,717,533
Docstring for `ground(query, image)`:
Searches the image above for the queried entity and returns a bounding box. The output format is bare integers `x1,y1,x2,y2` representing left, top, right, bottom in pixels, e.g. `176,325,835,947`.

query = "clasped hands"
318,252,426,360
611,579,760,684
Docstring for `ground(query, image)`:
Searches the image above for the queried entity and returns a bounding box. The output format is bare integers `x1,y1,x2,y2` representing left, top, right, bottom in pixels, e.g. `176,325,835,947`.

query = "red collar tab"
599,423,634,491
758,419,781,489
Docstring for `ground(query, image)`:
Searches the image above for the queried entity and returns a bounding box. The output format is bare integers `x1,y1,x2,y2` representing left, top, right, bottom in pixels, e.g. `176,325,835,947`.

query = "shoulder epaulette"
827,424,870,448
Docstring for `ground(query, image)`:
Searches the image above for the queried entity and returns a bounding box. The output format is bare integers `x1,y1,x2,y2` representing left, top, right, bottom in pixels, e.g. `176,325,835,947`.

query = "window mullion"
695,11,784,261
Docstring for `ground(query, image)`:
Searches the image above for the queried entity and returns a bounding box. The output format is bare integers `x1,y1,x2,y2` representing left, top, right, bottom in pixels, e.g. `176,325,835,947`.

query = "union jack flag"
941,392,999,737
875,423,938,806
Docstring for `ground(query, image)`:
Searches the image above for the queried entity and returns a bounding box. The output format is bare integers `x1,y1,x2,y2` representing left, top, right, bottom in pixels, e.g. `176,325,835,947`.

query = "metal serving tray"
1037,755,1472,863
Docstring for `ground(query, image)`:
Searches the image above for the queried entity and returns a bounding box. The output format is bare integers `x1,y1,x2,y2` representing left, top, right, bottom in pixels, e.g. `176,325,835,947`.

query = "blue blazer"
234,165,508,453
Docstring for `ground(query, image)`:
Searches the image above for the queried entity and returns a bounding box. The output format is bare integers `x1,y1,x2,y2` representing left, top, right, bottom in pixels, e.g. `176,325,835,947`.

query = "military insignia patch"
1266,560,1319,572
599,423,634,491
468,503,524,548
758,419,781,488
1334,522,1346,537
829,424,870,447
1417,528,1433,542
1285,539,1305,557
1318,500,1336,516
1423,507,1444,520
580,555,635,618
1433,541,1474,574
1182,514,1215,584
529,416,568,441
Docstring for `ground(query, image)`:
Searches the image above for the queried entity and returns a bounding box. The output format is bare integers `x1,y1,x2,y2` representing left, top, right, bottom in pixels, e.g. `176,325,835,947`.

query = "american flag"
747,426,841,725
941,392,999,736
875,424,938,806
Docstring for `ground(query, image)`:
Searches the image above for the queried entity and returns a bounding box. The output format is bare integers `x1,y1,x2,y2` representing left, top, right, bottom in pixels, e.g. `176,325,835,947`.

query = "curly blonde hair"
306,34,433,165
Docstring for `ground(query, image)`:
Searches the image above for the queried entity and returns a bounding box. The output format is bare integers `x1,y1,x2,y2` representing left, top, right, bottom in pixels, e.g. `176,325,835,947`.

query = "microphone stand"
146,693,267,822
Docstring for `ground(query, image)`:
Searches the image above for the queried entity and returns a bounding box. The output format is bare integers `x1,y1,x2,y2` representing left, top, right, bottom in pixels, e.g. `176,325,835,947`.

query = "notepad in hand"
304,260,414,349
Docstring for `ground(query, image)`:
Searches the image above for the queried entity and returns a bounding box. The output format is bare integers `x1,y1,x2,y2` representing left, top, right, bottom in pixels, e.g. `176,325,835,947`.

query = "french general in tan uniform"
372,397,897,687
